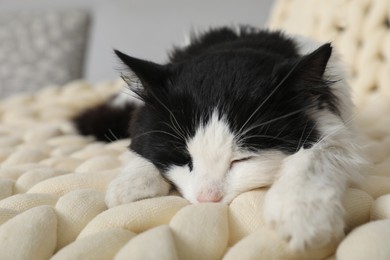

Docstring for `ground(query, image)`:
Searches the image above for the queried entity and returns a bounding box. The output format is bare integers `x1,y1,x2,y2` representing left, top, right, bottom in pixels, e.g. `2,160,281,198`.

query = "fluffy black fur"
74,26,339,172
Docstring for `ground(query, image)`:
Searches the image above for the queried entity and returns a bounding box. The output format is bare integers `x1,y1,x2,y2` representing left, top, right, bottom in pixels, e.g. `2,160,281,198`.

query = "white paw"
105,169,171,208
263,183,345,250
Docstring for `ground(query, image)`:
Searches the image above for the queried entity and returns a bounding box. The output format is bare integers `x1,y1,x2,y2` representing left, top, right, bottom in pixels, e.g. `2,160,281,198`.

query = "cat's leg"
263,113,363,250
105,152,171,208
263,146,349,250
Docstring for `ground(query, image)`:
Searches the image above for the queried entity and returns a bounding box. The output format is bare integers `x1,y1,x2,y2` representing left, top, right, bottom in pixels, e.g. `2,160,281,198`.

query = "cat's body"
74,26,362,250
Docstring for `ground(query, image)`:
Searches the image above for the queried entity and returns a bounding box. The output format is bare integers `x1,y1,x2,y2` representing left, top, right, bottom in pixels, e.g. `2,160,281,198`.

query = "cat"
74,25,363,250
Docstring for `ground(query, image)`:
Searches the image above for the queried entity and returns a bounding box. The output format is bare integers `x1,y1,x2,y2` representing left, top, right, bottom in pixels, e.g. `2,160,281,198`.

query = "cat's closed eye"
230,156,253,169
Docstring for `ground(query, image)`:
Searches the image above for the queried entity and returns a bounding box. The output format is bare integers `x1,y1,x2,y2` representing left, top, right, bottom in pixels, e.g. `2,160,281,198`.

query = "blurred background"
0,0,274,98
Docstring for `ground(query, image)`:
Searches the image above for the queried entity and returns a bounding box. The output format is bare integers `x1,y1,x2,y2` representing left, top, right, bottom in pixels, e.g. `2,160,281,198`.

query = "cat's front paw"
105,170,171,208
263,184,345,250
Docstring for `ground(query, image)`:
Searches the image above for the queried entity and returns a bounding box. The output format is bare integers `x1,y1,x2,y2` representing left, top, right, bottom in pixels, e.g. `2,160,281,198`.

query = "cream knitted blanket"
0,78,389,260
0,0,390,258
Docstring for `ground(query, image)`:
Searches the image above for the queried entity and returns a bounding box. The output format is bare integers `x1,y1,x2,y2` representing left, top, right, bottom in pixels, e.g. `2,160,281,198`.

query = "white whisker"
296,119,309,152
310,112,359,149
237,60,302,135
108,129,120,141
162,122,186,141
238,107,308,138
238,134,297,146
148,91,188,140
132,130,182,141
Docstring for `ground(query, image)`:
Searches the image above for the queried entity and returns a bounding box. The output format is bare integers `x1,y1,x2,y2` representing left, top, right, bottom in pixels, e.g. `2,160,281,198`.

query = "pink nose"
197,191,222,203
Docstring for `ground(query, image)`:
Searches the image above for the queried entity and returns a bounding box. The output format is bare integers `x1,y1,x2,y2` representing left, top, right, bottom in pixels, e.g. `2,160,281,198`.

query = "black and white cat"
74,26,362,250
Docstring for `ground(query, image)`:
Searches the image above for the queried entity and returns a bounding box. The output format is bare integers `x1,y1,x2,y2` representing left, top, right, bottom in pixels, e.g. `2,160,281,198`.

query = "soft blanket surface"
0,79,389,260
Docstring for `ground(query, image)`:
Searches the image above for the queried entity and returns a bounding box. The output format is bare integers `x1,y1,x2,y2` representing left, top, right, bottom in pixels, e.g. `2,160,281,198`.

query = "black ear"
297,43,332,80
272,43,333,87
114,49,169,88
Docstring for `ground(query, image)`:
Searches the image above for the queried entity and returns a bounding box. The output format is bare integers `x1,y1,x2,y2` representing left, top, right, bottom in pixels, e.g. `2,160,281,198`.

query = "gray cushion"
0,10,89,98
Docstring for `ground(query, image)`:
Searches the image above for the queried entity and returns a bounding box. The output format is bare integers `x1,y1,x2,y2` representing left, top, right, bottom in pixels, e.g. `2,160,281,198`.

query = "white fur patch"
263,147,346,250
105,152,171,208
169,111,234,203
263,106,363,250
166,111,287,203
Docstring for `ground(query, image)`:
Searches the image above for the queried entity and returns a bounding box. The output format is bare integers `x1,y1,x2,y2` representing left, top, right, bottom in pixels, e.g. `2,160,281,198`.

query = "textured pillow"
0,10,89,98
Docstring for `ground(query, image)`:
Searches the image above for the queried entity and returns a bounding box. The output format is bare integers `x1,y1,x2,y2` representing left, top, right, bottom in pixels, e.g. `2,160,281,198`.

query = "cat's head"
115,43,337,203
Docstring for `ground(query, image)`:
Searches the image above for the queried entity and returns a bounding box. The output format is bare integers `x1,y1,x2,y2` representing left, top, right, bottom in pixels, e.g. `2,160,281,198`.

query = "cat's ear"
114,50,169,88
296,43,332,80
272,43,332,86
